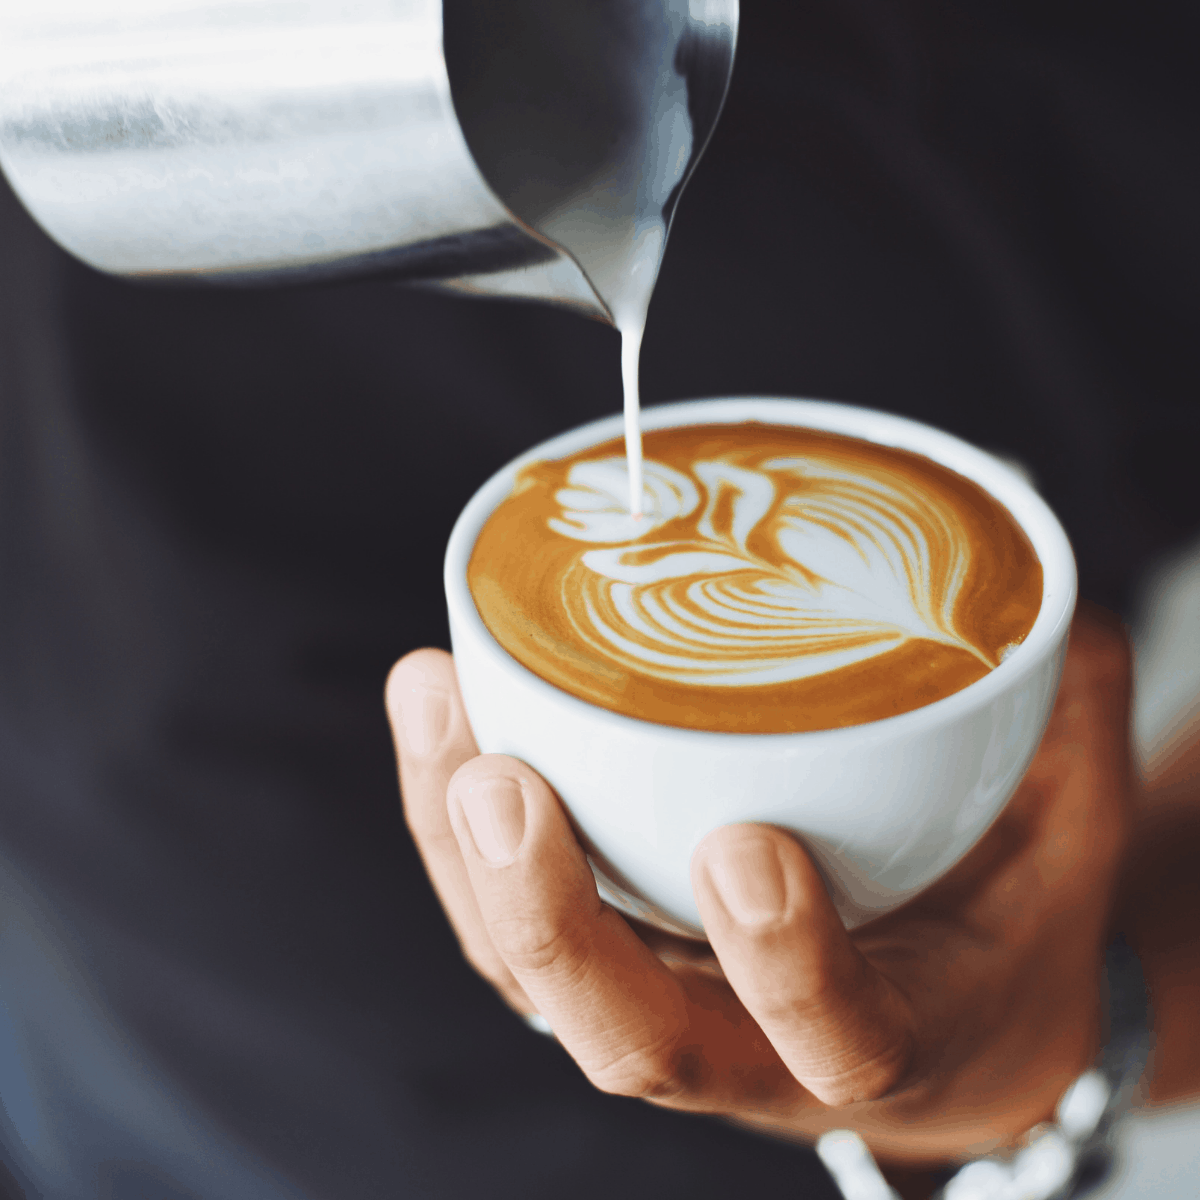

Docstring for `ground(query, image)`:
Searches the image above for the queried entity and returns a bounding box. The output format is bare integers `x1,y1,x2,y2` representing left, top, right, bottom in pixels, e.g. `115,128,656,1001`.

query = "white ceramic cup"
445,398,1077,936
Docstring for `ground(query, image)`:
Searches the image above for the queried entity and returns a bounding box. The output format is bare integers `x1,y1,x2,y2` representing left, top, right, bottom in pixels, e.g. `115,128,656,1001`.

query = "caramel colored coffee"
468,423,1042,733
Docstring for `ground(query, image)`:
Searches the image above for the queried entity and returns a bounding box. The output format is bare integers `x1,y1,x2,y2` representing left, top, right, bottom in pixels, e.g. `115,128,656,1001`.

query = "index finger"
447,753,806,1115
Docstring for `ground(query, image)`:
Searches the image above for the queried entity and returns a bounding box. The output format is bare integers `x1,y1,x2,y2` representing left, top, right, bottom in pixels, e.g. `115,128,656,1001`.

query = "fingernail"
397,686,450,758
706,838,788,925
458,777,526,865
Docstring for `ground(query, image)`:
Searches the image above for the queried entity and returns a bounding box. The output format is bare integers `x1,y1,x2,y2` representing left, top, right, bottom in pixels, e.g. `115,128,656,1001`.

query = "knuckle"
587,1034,702,1104
761,973,915,1106
757,959,847,1028
484,914,590,981
804,1038,911,1107
786,996,914,1106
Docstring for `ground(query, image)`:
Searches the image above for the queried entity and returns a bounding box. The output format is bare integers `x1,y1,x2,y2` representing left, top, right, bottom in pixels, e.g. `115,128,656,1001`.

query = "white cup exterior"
445,398,1077,935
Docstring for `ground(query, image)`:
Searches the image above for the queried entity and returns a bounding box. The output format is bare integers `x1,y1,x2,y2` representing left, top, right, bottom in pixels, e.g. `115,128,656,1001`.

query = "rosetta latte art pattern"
468,424,1042,732
549,454,994,686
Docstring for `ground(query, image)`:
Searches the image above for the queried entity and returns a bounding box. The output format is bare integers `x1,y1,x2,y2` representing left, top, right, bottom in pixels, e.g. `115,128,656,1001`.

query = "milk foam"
549,452,993,686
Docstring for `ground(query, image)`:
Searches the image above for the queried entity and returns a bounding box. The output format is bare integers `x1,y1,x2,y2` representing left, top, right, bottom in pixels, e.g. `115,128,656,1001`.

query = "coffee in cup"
469,422,1042,733
445,398,1075,934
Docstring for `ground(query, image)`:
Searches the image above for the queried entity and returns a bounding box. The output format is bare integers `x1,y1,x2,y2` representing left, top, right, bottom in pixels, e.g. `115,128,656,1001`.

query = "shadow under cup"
445,398,1077,936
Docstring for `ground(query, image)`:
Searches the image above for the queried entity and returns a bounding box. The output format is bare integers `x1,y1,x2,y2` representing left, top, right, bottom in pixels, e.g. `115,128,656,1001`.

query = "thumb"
692,824,915,1106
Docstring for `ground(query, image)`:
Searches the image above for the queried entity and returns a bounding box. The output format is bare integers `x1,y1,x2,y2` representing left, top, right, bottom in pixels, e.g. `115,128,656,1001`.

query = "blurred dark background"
1,2,1197,1197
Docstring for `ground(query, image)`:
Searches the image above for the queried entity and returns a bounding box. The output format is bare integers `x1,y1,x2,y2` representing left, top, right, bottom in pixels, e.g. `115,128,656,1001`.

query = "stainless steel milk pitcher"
0,0,737,321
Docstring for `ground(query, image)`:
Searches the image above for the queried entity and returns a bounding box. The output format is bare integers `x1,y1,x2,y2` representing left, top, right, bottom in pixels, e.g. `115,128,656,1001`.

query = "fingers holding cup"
447,754,806,1114
447,753,692,1095
692,824,916,1107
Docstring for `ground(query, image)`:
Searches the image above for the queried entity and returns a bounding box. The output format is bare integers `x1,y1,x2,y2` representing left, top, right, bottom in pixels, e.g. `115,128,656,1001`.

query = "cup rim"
445,397,1078,745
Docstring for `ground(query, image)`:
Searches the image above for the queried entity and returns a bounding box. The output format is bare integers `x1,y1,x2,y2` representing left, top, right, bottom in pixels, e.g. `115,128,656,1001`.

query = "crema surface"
469,424,1042,732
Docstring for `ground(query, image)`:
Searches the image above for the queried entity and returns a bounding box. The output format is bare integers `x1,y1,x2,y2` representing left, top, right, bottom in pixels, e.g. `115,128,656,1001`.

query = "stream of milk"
619,318,646,518
604,228,665,519
597,224,665,520
532,3,695,520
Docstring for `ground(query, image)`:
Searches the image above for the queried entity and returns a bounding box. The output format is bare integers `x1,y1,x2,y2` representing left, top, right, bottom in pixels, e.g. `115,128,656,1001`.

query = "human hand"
385,605,1131,1166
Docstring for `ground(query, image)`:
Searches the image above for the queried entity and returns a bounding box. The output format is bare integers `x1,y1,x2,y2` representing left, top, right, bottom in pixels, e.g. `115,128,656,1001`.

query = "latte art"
469,424,1042,733
555,454,997,687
